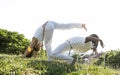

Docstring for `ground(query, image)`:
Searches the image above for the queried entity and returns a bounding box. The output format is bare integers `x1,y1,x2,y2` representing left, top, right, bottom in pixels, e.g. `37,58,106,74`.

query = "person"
50,34,104,64
22,21,87,60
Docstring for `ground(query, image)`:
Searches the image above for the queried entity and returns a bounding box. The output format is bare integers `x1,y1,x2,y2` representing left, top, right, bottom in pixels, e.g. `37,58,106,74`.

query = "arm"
33,42,43,58
22,37,38,58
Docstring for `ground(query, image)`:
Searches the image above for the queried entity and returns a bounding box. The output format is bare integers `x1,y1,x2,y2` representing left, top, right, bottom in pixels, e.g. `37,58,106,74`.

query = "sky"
0,0,120,52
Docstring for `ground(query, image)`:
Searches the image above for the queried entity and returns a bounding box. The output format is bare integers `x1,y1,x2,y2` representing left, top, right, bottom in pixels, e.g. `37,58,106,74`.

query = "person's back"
67,37,92,52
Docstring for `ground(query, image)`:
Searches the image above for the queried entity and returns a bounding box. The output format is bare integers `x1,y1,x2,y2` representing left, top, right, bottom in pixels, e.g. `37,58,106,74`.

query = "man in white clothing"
22,21,87,60
50,34,104,64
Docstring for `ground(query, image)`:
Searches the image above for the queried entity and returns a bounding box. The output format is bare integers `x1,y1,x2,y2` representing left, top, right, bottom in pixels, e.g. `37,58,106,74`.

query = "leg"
22,37,38,57
52,21,87,31
51,41,74,63
44,22,55,60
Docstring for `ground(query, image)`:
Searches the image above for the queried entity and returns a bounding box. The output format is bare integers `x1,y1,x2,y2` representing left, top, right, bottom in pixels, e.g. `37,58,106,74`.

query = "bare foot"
82,24,87,31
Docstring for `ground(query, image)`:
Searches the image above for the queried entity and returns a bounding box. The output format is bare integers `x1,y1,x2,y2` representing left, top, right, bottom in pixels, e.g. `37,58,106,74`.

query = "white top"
67,37,92,52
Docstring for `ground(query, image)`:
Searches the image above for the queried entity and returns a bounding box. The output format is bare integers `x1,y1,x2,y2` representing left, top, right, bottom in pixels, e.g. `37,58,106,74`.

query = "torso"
67,37,92,52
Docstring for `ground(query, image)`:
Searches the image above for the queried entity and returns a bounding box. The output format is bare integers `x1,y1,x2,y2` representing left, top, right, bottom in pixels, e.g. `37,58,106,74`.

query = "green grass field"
0,54,120,75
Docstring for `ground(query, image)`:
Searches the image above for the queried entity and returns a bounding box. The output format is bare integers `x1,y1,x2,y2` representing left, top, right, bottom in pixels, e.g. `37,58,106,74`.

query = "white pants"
50,41,74,63
43,21,83,61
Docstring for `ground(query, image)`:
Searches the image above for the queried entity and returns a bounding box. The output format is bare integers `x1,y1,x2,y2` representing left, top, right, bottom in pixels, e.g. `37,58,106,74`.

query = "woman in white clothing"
22,21,87,59
50,34,104,64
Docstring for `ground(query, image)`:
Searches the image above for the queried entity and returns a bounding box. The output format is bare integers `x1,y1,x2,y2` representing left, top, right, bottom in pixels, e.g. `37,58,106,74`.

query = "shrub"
0,28,30,55
94,50,120,68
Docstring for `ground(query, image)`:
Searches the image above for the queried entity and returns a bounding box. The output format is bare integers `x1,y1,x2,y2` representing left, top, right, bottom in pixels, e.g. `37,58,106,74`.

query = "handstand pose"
22,21,87,60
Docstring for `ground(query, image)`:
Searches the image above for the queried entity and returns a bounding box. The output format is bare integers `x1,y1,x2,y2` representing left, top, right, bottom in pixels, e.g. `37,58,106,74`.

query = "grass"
0,54,120,75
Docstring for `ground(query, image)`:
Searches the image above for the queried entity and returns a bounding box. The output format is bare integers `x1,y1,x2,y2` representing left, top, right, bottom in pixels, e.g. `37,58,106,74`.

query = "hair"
89,34,99,48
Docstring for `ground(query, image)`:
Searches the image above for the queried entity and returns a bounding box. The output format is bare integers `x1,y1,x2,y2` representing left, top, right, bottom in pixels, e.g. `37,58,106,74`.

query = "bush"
94,50,120,68
0,28,30,55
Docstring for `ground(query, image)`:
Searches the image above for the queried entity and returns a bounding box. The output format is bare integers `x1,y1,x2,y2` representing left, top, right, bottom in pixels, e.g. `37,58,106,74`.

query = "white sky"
0,0,120,52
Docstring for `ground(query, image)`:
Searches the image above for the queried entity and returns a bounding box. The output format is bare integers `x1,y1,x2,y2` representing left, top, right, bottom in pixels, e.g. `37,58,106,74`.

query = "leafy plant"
0,28,30,54
94,50,120,68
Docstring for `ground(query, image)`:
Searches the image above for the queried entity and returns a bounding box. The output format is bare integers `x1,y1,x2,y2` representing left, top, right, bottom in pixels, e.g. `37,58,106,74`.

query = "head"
89,34,99,55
